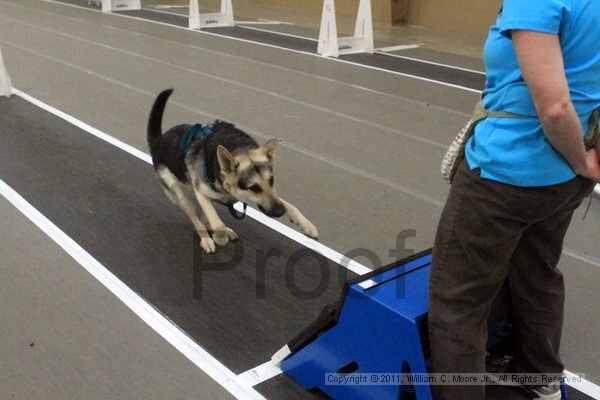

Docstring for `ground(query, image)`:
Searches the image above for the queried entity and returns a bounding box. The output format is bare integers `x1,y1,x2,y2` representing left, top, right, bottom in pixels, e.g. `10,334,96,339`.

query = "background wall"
401,0,502,36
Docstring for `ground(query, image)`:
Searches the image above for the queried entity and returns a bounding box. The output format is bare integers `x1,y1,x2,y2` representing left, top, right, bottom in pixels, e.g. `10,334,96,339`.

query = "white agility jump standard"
318,0,374,58
101,0,140,12
189,0,234,30
0,46,12,98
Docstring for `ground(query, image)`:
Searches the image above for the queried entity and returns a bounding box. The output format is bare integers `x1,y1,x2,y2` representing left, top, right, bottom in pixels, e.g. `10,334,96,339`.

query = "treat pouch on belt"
441,102,600,184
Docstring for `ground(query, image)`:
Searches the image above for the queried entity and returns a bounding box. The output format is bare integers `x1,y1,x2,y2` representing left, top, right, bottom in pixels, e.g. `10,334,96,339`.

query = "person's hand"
574,147,600,183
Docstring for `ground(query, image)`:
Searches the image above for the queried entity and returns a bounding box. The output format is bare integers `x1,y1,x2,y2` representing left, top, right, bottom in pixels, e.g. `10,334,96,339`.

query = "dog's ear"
217,145,238,173
260,138,282,163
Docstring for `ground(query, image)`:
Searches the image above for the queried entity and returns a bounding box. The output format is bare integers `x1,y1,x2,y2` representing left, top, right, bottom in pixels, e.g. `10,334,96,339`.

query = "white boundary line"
237,361,283,388
143,6,291,25
373,50,486,75
235,24,319,42
564,371,600,399
562,248,600,269
235,21,287,25
0,178,267,400
13,89,152,164
154,5,189,9
258,18,294,26
143,6,294,25
139,6,188,18
376,44,422,52
39,0,482,94
231,203,372,276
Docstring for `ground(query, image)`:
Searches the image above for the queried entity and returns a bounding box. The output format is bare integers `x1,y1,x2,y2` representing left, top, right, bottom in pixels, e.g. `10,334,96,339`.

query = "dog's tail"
147,88,174,152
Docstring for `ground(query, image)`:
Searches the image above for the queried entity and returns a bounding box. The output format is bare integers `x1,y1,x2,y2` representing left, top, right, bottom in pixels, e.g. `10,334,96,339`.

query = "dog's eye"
269,176,274,186
249,184,262,193
238,183,248,191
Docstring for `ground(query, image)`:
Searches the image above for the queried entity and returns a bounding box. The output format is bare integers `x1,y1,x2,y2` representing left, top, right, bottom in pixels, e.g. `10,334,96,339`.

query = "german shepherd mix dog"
147,89,319,253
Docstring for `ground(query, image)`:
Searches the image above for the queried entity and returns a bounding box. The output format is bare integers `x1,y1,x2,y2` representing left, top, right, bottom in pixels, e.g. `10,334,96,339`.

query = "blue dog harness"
180,124,247,220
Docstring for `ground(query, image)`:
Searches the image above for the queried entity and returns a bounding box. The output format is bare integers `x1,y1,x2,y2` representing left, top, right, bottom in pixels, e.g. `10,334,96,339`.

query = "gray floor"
0,196,236,400
0,0,598,395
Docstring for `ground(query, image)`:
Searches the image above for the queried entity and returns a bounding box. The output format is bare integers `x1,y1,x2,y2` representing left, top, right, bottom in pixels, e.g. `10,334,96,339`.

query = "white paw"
225,227,239,242
200,237,216,253
299,219,319,240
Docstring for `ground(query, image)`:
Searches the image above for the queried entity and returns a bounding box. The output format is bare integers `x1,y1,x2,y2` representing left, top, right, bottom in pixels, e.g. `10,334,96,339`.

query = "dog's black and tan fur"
147,89,318,253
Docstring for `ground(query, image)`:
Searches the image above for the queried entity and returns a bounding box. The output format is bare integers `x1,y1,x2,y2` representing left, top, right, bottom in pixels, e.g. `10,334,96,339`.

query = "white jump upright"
101,0,140,12
318,0,374,58
189,0,234,30
0,46,12,97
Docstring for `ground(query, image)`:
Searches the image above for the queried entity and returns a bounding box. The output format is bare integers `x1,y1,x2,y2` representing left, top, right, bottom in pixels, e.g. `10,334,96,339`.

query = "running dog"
147,89,319,253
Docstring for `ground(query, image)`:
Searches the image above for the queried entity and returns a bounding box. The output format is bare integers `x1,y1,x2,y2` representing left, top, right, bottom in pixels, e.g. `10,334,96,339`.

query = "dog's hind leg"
280,199,319,240
157,167,216,253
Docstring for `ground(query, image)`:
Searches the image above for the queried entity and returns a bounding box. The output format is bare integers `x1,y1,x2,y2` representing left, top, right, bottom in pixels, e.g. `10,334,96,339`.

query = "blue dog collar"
179,123,214,154
180,124,214,183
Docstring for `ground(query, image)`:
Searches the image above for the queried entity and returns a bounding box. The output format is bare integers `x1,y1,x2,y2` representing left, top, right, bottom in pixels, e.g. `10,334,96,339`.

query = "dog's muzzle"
259,202,286,218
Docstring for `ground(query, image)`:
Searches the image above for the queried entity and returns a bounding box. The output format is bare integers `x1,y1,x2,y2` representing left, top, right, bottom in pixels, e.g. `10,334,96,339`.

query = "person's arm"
512,30,600,182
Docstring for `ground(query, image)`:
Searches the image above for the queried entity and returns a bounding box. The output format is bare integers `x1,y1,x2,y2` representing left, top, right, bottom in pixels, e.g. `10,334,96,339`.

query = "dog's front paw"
212,225,238,246
225,227,239,242
299,219,319,240
200,237,216,253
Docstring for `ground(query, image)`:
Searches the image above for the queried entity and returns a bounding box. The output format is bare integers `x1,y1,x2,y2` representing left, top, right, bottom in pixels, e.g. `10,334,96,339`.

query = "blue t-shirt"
466,0,600,186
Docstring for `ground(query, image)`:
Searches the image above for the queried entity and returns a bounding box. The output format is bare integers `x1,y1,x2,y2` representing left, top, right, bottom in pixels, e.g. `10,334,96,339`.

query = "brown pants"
429,161,594,400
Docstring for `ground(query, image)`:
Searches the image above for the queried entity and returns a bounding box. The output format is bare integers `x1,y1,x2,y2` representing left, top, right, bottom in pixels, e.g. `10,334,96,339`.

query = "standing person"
429,0,600,399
